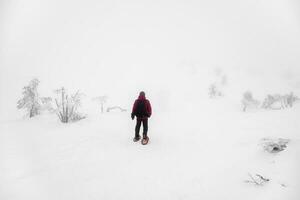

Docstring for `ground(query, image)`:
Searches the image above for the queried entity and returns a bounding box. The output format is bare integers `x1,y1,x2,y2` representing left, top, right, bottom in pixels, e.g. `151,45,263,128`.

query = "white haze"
0,0,300,119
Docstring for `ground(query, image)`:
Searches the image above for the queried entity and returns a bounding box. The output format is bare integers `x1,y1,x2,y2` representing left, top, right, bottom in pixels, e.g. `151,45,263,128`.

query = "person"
131,91,152,143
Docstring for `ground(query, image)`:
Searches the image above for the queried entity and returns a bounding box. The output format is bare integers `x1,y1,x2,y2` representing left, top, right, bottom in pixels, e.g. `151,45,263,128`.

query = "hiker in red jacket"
131,91,152,144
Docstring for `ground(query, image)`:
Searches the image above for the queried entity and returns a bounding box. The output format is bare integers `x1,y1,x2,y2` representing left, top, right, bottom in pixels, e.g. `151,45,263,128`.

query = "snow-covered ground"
1,0,300,199
0,96,300,200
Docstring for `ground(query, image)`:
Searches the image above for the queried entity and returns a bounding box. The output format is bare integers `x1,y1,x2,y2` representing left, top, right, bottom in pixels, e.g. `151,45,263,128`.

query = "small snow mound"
260,138,290,153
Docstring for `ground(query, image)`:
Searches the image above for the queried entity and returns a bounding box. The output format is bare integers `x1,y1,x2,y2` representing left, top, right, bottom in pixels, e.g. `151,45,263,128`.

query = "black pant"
135,118,148,137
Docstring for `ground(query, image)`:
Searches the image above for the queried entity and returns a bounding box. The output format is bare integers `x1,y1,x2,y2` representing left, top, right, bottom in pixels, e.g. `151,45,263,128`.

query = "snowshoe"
133,136,141,142
141,136,149,145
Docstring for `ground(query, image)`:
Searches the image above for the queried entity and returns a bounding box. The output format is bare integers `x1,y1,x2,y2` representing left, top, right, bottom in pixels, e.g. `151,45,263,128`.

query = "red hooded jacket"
132,94,152,119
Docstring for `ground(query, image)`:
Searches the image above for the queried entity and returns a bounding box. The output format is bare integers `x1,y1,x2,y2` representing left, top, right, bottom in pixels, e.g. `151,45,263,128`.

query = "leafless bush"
54,87,85,123
241,91,260,112
261,92,299,110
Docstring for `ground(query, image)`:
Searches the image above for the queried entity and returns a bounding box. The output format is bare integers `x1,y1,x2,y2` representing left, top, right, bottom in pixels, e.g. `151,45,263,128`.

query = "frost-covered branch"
245,173,269,186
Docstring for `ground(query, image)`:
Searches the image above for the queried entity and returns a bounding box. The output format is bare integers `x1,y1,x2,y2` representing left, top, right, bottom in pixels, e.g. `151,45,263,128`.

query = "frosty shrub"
17,78,51,117
106,106,127,112
17,78,41,117
208,83,223,98
241,91,260,112
54,87,85,123
261,92,299,110
209,68,228,98
92,96,108,113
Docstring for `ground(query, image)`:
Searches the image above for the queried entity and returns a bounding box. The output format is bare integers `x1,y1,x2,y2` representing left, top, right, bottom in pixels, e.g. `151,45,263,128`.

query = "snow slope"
1,89,300,200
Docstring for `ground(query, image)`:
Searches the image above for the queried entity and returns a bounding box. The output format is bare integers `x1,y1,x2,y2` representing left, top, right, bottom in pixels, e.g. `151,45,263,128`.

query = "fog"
1,0,300,119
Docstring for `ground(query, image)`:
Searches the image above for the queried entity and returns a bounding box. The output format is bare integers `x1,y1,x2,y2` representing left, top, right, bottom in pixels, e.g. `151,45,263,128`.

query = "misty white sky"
0,0,300,118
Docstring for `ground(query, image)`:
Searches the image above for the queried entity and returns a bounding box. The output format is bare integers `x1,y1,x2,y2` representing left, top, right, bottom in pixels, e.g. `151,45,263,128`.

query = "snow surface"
1,0,300,199
1,98,300,200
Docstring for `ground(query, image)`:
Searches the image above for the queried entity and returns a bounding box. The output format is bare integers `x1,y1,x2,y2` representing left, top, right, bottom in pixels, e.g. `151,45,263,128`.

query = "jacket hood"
138,94,146,100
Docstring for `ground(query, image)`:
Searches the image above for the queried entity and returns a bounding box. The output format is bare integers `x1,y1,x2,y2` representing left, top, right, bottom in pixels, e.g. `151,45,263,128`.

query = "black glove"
131,113,135,120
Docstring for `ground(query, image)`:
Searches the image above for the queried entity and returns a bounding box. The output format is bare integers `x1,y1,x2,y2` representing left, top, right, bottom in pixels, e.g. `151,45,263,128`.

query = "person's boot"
133,135,141,142
141,135,149,145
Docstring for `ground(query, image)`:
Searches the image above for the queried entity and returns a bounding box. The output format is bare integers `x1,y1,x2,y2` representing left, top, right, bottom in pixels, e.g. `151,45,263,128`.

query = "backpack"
135,100,148,117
